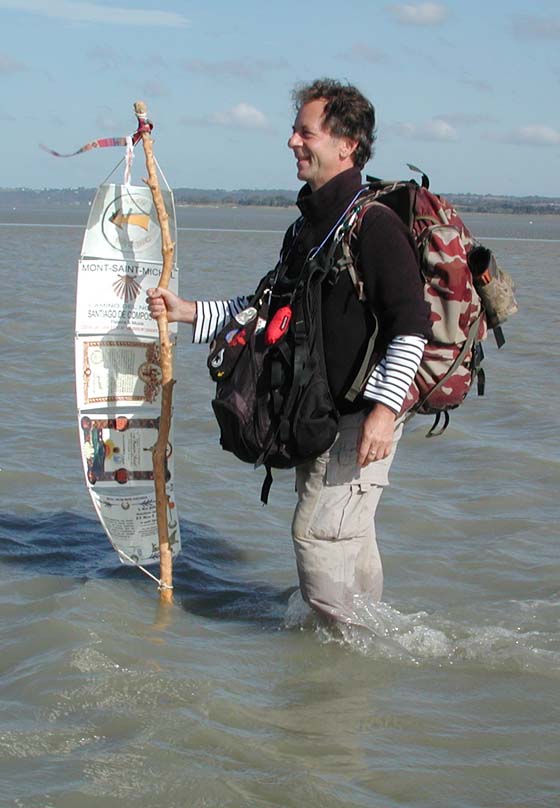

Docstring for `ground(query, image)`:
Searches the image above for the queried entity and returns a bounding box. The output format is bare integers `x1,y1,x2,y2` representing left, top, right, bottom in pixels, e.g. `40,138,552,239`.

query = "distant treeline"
442,193,560,216
0,187,298,209
1,186,559,214
175,189,298,207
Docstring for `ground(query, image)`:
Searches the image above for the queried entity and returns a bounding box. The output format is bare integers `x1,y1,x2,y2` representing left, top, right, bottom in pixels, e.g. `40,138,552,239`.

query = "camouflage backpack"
332,165,518,435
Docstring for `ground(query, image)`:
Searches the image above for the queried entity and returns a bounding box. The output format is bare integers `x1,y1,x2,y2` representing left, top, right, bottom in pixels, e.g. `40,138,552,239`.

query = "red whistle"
229,328,247,347
265,305,292,345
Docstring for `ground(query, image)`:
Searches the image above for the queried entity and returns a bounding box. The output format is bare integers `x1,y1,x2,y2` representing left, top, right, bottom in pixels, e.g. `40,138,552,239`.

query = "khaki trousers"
291,412,403,624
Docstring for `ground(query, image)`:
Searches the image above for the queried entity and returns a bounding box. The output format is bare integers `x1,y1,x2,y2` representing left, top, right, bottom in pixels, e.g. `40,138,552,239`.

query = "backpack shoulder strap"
324,180,418,300
325,181,421,403
279,215,305,263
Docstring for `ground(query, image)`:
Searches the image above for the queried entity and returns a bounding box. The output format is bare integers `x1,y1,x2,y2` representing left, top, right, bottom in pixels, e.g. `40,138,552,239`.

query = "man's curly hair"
292,78,376,170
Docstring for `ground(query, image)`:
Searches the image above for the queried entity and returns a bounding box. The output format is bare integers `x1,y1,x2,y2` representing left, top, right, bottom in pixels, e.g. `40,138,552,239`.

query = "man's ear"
340,138,358,161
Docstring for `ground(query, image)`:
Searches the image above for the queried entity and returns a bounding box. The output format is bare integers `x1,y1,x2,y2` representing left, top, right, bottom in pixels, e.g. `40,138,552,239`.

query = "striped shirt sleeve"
192,296,251,344
363,334,427,414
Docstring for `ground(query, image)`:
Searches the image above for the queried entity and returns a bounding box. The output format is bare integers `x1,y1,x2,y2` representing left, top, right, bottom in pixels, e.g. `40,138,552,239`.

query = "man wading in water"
147,79,431,625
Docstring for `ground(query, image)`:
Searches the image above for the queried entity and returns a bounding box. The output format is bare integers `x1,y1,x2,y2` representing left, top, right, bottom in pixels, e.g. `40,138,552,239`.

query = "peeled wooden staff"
134,101,175,604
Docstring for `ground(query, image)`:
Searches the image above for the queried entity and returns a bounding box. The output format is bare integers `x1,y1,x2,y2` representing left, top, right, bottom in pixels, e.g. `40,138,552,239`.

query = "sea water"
1,205,559,808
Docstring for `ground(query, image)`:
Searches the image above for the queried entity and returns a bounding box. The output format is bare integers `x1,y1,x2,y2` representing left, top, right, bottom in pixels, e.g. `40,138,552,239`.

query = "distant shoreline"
1,187,559,215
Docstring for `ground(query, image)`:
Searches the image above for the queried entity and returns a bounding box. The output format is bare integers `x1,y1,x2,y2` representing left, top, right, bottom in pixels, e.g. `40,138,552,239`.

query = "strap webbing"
415,313,484,413
426,411,450,438
344,316,379,402
493,325,505,349
260,466,273,505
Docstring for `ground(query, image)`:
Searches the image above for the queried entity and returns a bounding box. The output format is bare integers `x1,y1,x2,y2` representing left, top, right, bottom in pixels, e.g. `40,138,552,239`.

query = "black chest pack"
207,246,341,504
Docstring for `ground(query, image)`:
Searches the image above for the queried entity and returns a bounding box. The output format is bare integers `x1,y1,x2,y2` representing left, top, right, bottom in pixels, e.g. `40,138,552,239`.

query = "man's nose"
288,131,301,149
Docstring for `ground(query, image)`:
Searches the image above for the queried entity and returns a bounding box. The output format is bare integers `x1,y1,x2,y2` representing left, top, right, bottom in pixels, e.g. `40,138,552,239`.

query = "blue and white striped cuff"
363,334,427,413
193,296,251,344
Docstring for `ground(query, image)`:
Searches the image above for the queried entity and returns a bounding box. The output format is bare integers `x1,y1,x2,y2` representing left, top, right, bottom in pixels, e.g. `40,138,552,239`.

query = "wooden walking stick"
134,100,175,605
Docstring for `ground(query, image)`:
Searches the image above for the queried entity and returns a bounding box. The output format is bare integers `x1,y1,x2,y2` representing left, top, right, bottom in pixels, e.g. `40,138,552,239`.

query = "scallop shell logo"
113,275,142,302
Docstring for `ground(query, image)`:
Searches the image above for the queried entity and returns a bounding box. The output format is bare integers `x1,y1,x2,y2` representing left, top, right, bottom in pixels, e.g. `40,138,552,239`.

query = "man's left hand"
357,403,397,467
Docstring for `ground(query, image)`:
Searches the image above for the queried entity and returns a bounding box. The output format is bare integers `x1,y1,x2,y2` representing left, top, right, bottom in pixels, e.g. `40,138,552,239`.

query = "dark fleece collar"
296,167,364,227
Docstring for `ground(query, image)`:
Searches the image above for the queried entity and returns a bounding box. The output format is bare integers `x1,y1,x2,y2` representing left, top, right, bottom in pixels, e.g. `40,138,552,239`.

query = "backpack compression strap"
407,312,486,436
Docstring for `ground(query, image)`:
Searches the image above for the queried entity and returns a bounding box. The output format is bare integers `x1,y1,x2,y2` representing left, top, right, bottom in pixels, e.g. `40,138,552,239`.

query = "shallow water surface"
1,206,559,808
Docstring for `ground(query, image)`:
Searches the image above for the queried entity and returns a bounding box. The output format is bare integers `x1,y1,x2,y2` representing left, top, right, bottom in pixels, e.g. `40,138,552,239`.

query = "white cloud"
180,103,272,132
504,125,560,146
459,77,492,94
438,112,496,126
182,59,286,81
393,117,458,141
387,2,449,25
85,45,122,70
511,15,560,40
0,0,189,27
47,113,66,127
208,103,270,130
95,106,119,131
0,53,27,74
142,79,169,99
338,42,387,64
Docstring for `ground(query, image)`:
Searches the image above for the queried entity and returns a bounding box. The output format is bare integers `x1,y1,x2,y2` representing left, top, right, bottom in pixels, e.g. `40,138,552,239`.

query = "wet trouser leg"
291,412,403,624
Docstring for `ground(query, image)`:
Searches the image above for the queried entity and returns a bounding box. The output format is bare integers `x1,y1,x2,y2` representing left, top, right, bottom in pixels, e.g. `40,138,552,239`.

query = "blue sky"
1,0,559,195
